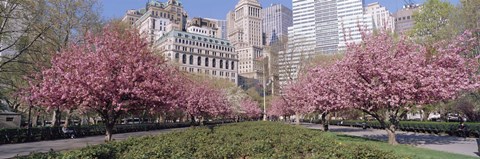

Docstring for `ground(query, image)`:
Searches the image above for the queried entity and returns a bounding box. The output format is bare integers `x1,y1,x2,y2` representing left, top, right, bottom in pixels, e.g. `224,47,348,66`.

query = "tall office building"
261,4,293,45
277,0,316,83
227,0,264,86
337,0,373,49
288,0,316,53
279,0,373,84
122,0,188,43
394,4,420,34
365,2,395,32
315,0,339,54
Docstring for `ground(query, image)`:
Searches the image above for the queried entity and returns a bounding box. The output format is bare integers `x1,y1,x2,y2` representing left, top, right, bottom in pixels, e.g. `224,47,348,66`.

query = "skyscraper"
288,0,316,53
227,0,264,86
337,0,373,49
261,4,293,46
365,2,395,32
279,0,373,85
315,0,339,54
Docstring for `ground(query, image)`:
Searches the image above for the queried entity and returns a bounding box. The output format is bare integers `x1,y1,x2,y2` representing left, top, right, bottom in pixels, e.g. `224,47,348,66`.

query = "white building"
122,0,188,44
279,0,374,85
187,17,222,39
394,4,420,34
155,30,238,84
227,0,265,86
337,0,373,49
365,2,395,32
204,18,228,40
261,4,293,45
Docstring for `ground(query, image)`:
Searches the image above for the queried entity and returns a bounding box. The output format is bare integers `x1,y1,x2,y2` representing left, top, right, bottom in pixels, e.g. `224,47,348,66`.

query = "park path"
303,123,479,157
0,127,188,159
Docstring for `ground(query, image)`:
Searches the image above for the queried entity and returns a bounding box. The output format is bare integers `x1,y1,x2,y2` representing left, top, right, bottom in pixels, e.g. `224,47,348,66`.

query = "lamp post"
262,59,272,121
263,60,267,121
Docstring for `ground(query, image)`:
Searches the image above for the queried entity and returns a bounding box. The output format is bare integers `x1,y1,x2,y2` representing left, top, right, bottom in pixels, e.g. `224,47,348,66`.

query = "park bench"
62,127,75,139
455,125,469,137
354,122,368,129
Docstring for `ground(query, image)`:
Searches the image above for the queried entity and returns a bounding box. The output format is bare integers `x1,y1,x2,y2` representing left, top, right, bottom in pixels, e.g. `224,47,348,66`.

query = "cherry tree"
239,97,262,119
268,96,293,121
181,82,232,124
335,30,479,144
285,76,322,125
302,65,352,131
26,26,182,141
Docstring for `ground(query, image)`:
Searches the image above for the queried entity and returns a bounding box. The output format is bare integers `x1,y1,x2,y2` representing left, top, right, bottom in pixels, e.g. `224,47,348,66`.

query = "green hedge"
0,120,233,145
18,122,406,159
316,120,480,137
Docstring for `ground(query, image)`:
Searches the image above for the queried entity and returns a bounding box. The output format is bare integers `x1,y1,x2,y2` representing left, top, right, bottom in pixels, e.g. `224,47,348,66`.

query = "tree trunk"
321,112,329,131
64,109,72,127
422,109,430,121
373,113,398,145
200,117,205,126
190,115,196,125
51,108,61,127
105,120,115,142
32,115,39,127
386,124,398,145
295,112,300,125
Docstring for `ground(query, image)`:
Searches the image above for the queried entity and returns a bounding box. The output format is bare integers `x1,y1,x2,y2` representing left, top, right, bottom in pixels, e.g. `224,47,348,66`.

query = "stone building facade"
122,0,188,43
227,0,265,86
155,30,238,84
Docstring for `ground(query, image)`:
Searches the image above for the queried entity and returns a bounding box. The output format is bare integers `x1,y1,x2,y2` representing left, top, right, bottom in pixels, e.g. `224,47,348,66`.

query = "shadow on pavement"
329,127,376,133
336,134,382,142
360,133,470,146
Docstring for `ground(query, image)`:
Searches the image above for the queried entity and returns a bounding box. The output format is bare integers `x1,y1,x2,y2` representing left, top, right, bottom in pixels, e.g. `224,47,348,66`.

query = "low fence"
305,119,480,138
0,120,234,145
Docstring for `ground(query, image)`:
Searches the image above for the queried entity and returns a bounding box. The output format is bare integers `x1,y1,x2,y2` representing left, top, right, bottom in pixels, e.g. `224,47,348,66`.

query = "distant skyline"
100,0,460,20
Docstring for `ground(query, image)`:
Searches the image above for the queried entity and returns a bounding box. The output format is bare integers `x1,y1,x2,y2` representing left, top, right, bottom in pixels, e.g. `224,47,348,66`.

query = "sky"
100,0,461,21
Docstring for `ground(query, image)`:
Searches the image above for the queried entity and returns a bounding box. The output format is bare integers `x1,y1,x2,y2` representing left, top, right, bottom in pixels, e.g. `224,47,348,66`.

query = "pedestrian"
457,122,466,138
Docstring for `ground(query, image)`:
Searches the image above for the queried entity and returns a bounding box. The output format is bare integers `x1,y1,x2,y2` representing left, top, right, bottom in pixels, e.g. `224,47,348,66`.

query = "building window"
6,117,13,122
213,59,216,68
175,53,179,59
220,60,223,69
225,60,229,69
182,54,186,64
205,57,209,67
197,56,201,66
189,55,193,65
231,61,235,70
152,19,156,29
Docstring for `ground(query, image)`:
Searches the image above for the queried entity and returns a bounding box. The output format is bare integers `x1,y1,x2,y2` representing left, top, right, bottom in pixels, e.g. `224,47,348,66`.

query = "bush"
19,122,406,159
327,120,480,137
1,120,233,145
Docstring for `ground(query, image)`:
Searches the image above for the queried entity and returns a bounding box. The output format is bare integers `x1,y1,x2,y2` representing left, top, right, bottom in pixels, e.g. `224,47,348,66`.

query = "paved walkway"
0,128,187,159
303,123,479,157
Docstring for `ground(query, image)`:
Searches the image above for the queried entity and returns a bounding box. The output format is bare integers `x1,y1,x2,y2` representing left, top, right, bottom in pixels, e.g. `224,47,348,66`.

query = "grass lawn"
335,134,478,159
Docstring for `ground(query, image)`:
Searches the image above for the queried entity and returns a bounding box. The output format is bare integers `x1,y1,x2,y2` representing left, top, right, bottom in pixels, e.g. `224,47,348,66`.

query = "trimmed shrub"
1,120,233,145
325,120,480,137
18,122,406,159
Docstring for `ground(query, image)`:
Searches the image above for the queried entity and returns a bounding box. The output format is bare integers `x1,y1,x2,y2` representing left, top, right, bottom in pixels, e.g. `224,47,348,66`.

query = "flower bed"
18,121,404,159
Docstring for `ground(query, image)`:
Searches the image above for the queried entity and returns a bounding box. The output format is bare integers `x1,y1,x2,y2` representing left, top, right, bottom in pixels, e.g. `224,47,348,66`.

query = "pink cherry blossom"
25,26,185,141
